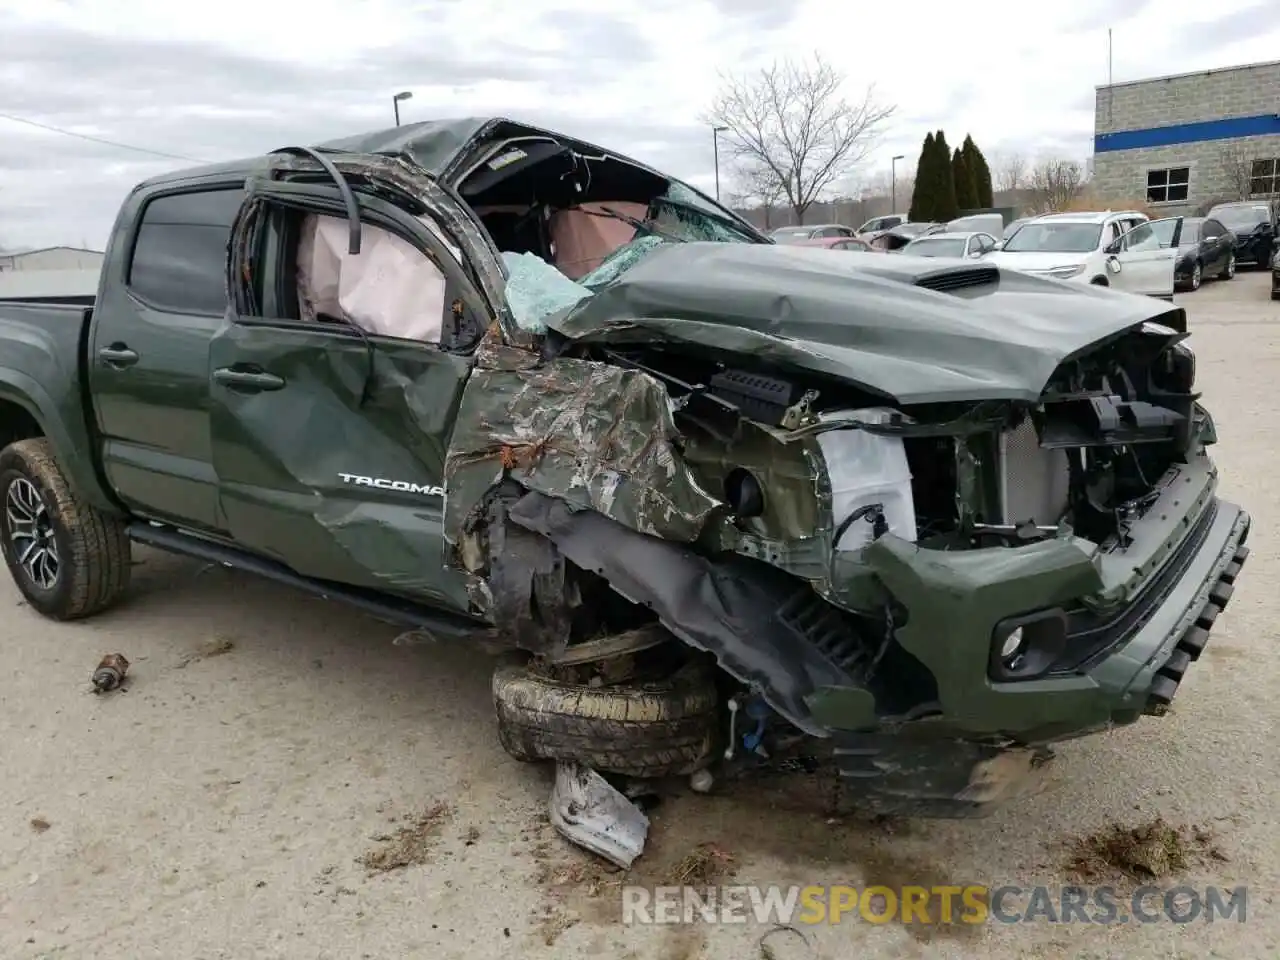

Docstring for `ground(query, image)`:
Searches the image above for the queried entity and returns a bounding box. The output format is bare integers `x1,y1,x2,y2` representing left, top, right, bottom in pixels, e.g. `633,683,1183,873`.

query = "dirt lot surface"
3,273,1278,959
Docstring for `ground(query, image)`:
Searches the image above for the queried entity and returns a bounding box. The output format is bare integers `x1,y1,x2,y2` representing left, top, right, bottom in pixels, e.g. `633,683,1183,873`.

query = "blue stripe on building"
1094,113,1280,153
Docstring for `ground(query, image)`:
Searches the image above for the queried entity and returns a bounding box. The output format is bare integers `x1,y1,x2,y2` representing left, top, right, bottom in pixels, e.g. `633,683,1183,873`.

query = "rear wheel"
1220,252,1236,280
0,439,131,620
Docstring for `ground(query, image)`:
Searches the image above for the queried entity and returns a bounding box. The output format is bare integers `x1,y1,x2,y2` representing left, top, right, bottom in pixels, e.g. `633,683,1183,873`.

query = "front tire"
0,439,131,620
493,656,720,778
1189,261,1202,290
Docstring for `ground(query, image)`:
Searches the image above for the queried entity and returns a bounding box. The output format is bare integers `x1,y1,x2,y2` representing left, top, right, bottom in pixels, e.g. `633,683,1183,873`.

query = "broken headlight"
989,609,1068,681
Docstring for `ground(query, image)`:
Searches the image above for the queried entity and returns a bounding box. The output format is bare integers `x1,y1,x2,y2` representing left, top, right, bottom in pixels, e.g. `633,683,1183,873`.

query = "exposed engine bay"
564,317,1199,563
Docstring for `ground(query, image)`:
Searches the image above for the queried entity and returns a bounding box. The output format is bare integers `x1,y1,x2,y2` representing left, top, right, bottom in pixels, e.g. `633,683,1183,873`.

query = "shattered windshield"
650,182,761,243
501,181,759,331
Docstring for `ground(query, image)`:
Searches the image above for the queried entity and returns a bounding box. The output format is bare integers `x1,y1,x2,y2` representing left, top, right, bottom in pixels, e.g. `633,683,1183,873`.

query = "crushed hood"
549,242,1188,405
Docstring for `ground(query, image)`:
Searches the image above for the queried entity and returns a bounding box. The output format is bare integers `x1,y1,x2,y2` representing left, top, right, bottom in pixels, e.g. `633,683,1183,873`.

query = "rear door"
88,181,245,533
1110,218,1182,298
206,175,494,614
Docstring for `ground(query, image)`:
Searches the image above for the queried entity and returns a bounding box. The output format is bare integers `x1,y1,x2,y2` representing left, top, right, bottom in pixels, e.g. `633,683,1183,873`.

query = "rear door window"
128,189,244,315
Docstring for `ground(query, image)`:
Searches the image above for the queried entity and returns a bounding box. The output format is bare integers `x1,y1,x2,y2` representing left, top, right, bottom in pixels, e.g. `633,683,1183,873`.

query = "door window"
128,188,245,315
1116,222,1160,253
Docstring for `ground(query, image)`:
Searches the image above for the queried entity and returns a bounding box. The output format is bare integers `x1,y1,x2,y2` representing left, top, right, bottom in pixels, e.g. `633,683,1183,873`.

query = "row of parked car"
770,200,1280,301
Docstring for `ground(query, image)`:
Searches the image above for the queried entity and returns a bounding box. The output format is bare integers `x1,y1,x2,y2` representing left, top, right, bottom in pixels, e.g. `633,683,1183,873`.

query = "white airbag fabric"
297,213,445,343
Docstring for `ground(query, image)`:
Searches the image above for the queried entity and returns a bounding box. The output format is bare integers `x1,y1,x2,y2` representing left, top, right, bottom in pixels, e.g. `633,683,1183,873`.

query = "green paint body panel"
0,119,1254,794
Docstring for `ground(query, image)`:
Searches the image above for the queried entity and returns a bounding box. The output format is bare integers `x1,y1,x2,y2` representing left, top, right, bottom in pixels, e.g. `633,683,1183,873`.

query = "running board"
126,522,485,639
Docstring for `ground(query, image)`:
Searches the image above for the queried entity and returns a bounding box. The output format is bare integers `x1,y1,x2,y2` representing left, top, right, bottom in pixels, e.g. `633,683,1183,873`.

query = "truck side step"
126,522,486,639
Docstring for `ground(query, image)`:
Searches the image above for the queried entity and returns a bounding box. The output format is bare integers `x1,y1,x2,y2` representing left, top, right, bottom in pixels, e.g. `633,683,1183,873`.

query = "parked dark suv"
1204,201,1276,267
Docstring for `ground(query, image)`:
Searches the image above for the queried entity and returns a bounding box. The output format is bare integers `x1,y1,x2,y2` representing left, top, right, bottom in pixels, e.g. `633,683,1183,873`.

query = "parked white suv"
984,210,1186,299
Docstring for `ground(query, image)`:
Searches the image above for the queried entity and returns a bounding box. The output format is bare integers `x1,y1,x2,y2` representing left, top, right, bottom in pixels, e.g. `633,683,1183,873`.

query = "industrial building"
0,245,105,272
1092,59,1280,215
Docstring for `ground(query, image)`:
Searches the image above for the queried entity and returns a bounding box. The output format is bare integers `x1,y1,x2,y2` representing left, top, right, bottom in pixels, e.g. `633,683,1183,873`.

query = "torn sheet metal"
549,761,649,869
443,357,723,549
506,491,858,737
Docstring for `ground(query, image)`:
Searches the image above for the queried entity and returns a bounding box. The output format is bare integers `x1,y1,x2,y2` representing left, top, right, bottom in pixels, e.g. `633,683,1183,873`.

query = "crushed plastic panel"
500,251,592,333
549,761,649,869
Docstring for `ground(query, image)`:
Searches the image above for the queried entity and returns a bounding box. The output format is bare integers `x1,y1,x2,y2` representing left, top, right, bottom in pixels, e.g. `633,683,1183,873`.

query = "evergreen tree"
908,132,935,222
933,130,959,221
963,135,994,208
952,147,978,212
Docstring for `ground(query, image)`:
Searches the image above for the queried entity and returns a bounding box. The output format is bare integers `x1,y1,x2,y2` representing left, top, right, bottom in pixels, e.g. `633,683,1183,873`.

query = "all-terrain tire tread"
0,438,130,620
491,661,720,777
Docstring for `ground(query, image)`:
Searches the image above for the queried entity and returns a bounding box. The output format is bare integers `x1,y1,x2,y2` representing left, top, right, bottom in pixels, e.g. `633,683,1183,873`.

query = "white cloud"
1,0,1276,248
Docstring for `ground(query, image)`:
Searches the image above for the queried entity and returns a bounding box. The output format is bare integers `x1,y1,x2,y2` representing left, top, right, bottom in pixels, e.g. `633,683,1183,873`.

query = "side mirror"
1106,256,1122,275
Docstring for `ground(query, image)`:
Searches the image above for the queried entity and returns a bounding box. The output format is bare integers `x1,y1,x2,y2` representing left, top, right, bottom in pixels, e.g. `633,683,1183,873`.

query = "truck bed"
0,301,107,508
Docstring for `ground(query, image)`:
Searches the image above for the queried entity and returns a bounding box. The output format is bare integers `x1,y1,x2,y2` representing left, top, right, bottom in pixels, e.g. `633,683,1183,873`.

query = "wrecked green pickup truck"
0,118,1251,816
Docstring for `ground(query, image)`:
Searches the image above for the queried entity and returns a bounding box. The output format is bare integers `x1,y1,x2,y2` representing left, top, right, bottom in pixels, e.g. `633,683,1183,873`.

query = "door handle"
212,367,286,392
98,344,139,368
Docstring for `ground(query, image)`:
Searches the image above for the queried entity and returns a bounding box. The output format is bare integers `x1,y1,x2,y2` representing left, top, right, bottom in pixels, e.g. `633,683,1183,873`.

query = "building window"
1146,166,1190,204
1250,158,1280,197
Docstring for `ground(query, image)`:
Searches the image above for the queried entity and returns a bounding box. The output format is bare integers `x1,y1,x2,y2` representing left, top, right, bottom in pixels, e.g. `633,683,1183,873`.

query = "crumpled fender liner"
506,491,856,737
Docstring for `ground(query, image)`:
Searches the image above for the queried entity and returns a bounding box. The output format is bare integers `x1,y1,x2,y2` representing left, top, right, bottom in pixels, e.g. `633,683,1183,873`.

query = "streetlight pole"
891,154,905,213
712,125,729,202
393,91,413,127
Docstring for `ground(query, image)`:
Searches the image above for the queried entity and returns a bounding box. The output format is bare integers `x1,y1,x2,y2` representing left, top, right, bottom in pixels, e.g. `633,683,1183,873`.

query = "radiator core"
997,418,1072,526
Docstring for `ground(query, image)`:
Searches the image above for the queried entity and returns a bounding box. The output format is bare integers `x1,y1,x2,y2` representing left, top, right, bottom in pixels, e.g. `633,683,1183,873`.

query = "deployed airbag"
297,213,445,342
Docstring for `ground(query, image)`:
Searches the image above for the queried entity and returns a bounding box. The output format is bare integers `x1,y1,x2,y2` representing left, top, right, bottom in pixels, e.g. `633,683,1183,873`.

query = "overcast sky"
2,0,1277,249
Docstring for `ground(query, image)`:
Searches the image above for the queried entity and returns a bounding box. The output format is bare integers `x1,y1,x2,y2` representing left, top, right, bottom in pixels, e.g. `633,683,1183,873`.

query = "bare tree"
990,151,1029,193
1219,142,1257,201
705,52,895,225
1026,158,1086,213
723,160,791,228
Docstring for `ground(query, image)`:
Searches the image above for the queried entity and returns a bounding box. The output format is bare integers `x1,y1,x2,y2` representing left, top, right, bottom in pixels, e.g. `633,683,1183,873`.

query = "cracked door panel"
209,180,484,613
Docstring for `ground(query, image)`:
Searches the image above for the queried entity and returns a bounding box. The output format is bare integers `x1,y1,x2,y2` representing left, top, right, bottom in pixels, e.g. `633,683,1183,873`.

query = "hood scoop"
915,265,998,294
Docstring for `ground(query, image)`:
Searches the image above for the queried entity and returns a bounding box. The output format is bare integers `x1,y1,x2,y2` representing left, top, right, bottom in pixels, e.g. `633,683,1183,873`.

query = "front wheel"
0,438,131,620
1189,261,1202,290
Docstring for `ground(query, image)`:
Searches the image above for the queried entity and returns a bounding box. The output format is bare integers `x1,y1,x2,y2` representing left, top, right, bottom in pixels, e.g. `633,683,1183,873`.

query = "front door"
206,178,493,614
1109,217,1183,298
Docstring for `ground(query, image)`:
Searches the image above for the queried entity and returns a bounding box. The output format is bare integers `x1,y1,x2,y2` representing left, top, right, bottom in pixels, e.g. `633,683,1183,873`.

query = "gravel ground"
2,272,1277,960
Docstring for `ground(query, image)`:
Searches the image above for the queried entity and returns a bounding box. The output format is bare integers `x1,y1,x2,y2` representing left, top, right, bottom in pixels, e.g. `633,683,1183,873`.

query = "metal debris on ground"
91,653,129,692
548,761,649,869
